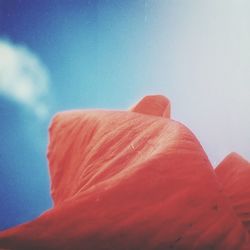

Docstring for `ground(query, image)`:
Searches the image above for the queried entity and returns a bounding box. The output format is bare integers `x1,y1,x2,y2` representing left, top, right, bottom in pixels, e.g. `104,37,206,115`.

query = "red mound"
216,153,250,233
0,95,248,249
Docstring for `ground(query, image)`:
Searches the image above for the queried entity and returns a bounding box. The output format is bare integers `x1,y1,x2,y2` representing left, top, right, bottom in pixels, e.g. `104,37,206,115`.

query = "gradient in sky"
0,0,250,230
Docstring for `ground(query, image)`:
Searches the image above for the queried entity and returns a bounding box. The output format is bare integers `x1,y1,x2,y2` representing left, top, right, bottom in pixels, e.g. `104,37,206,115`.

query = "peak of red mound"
218,152,250,168
130,95,170,118
0,95,248,249
216,153,250,233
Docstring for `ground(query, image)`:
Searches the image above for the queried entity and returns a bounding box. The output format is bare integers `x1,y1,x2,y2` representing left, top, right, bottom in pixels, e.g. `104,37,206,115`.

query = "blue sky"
1,0,250,230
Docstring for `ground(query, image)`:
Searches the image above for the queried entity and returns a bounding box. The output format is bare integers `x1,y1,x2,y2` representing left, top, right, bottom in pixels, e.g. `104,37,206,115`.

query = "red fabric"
216,153,250,233
0,95,249,249
130,95,171,118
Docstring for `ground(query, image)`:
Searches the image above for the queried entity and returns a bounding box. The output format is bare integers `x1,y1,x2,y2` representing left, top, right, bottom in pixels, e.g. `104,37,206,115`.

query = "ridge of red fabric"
0,95,249,249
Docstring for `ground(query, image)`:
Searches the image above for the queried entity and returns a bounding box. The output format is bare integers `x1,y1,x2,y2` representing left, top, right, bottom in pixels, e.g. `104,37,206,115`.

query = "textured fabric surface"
0,95,249,249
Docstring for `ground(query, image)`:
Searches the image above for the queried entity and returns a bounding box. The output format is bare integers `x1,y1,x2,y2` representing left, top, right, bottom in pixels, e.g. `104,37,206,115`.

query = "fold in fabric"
0,95,249,249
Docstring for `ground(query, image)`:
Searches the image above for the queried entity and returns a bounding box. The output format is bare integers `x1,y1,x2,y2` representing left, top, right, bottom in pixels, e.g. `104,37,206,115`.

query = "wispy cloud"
0,39,50,118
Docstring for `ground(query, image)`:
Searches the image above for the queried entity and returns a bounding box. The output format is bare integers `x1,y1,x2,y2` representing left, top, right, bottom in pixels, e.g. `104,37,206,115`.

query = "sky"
0,0,250,230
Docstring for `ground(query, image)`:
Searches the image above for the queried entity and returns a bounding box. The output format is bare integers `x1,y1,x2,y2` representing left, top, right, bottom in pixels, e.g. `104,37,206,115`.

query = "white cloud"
0,39,50,118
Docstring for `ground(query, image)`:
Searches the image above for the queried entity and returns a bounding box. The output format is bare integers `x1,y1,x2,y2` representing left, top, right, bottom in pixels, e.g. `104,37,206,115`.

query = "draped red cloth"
0,95,249,249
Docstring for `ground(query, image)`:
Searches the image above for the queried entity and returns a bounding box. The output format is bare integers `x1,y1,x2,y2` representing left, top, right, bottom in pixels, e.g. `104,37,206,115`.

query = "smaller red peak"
130,95,171,118
216,152,250,173
218,152,249,166
226,152,246,160
215,153,250,234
